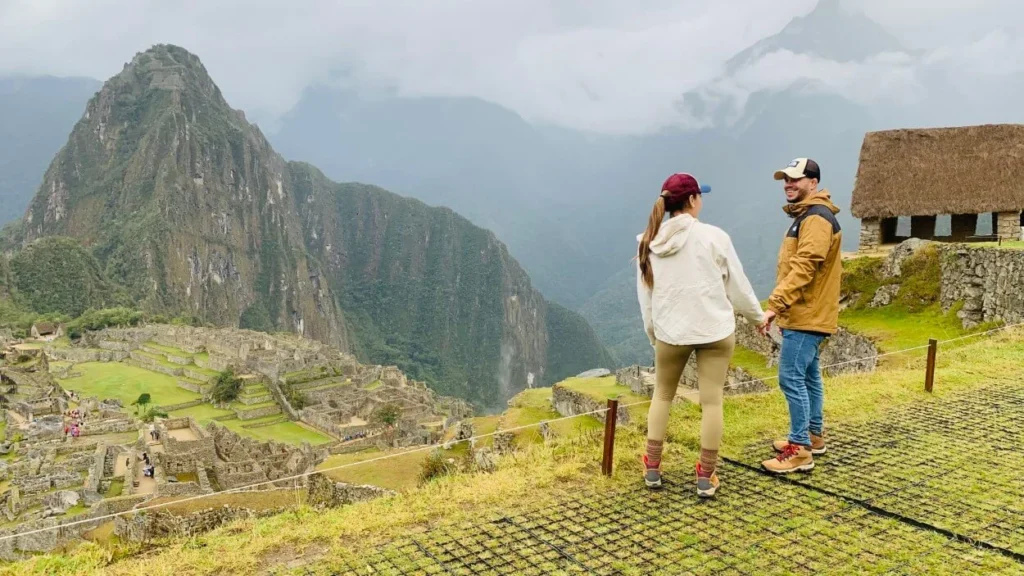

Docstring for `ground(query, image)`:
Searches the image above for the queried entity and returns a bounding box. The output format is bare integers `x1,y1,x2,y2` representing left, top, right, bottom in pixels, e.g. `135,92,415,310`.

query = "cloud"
1,0,1022,134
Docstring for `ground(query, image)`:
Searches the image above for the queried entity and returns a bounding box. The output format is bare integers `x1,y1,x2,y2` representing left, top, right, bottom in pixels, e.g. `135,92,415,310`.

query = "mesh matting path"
305,385,1024,575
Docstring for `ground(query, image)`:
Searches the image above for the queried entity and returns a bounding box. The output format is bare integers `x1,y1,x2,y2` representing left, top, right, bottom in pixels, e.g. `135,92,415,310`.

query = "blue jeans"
778,329,826,446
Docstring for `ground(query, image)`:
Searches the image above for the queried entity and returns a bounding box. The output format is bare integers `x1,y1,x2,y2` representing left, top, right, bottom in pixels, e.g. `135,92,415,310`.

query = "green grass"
175,472,198,483
974,240,1024,250
186,364,220,378
104,479,124,498
58,362,200,408
169,403,235,423
234,421,331,446
230,401,278,411
143,341,192,357
317,448,429,491
840,304,966,352
364,380,382,391
730,345,774,379
134,350,185,370
503,388,601,446
169,404,331,447
13,330,1024,576
0,422,6,442
560,375,649,419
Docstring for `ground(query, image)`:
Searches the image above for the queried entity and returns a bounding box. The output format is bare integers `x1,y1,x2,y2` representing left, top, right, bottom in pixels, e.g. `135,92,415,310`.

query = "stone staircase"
238,381,273,405
231,401,282,421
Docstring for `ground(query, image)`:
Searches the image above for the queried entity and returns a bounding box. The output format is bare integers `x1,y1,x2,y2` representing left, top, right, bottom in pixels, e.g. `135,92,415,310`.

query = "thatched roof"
33,322,56,335
851,124,1024,219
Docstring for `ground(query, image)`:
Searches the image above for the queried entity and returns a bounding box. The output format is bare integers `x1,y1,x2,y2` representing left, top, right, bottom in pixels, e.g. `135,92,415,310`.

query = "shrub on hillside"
210,368,243,404
418,449,458,485
371,403,402,428
66,307,144,339
280,382,307,410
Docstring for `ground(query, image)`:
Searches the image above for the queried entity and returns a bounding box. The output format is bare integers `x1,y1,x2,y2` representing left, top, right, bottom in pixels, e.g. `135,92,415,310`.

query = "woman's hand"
757,310,776,336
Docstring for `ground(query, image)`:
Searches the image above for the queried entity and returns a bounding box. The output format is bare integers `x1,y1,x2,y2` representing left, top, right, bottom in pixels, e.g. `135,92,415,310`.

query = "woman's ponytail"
638,196,666,289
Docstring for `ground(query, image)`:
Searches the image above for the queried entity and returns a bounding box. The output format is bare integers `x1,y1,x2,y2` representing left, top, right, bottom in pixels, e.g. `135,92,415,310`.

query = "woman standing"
637,173,764,497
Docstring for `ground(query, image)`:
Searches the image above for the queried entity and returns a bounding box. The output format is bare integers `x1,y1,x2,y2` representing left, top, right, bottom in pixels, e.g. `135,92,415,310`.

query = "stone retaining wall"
306,473,395,508
114,505,276,542
157,480,202,498
158,399,205,412
183,368,215,383
939,245,1024,328
98,340,132,352
166,353,194,366
46,348,128,363
235,404,282,421
551,384,630,427
83,443,106,496
176,378,209,394
734,316,877,376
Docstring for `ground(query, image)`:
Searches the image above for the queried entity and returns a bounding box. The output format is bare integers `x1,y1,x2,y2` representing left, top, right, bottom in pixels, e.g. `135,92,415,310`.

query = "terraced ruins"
0,324,472,559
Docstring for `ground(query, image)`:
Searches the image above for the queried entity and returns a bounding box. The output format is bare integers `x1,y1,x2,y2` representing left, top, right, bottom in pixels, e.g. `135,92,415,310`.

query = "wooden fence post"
601,399,619,476
925,339,937,393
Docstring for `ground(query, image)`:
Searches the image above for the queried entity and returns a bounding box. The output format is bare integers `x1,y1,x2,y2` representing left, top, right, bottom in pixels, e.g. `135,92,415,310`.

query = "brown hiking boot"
772,433,826,455
762,443,814,474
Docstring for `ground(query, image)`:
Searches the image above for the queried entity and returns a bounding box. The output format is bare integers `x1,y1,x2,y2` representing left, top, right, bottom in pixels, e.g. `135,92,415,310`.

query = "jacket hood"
636,213,696,256
783,189,841,218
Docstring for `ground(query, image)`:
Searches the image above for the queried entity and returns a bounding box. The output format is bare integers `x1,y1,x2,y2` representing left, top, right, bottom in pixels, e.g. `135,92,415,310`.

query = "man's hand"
758,310,777,336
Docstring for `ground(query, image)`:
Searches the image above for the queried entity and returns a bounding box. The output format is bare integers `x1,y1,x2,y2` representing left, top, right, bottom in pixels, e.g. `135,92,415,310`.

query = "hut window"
976,213,994,236
896,216,911,238
935,215,951,238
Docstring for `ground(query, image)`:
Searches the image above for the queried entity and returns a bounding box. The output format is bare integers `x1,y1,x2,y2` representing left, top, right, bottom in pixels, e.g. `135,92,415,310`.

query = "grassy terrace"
16,325,1024,576
560,375,650,420
13,248,1024,574
730,345,774,380
142,342,193,357
168,404,332,446
58,362,200,408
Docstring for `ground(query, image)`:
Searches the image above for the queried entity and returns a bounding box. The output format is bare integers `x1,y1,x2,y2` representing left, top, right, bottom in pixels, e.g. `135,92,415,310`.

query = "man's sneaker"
642,454,662,489
772,433,826,455
762,443,814,474
695,463,719,498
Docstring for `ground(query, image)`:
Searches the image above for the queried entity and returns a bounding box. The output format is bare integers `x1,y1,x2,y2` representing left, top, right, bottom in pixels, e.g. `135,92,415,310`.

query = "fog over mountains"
3,0,1024,366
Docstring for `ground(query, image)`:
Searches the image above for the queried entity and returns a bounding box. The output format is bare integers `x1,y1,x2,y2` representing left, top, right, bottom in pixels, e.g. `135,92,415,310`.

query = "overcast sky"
2,0,1022,133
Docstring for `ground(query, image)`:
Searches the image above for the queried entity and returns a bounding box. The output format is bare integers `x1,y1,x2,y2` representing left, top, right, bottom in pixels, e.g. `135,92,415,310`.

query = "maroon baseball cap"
660,173,711,203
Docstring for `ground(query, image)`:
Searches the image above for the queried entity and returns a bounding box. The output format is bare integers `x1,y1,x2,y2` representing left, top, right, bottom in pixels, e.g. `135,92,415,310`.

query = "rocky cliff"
10,44,609,409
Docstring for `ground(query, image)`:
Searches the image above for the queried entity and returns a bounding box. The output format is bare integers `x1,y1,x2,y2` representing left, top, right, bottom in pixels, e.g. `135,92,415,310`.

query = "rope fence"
3,320,1024,544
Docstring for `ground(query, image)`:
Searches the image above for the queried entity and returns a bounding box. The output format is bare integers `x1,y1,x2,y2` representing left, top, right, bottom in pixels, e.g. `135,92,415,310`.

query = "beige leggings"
646,334,735,451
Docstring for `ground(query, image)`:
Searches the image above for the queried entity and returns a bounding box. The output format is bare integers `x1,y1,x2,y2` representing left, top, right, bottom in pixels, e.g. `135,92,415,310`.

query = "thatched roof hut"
852,124,1024,251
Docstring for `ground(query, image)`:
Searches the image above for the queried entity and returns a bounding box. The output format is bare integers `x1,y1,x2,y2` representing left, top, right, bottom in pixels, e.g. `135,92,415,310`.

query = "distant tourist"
760,158,842,474
636,173,765,497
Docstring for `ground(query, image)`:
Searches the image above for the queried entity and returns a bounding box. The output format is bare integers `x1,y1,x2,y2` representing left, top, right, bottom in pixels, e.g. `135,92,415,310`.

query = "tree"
210,368,242,405
132,393,151,415
371,403,402,428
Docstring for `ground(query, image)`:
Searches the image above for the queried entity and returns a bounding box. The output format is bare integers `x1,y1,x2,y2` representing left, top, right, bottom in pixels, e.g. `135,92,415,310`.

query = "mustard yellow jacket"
767,190,843,335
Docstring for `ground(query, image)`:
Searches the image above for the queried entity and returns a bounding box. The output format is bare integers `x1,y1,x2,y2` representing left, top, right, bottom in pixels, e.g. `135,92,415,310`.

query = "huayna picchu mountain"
10,44,612,409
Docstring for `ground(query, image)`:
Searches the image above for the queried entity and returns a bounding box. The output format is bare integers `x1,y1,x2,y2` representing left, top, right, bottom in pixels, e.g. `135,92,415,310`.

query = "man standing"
760,158,842,474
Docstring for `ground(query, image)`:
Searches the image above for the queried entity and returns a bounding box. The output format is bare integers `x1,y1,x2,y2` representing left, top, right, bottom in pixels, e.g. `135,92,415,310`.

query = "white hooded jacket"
637,213,763,347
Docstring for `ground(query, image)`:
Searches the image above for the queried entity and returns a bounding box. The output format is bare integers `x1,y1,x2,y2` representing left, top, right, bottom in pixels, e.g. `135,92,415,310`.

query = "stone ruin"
206,421,326,489
294,363,472,449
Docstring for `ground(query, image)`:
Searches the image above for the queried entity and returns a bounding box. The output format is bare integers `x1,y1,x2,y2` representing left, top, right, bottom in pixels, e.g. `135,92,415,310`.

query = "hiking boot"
772,433,826,455
642,454,662,489
695,463,719,498
762,443,814,474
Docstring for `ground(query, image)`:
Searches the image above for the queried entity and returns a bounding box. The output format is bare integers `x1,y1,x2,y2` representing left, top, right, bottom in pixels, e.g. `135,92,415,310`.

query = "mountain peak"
725,0,904,73
105,44,229,111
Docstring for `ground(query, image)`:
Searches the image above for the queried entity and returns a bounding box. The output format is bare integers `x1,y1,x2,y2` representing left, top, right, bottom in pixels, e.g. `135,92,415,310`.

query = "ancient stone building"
852,124,1024,252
